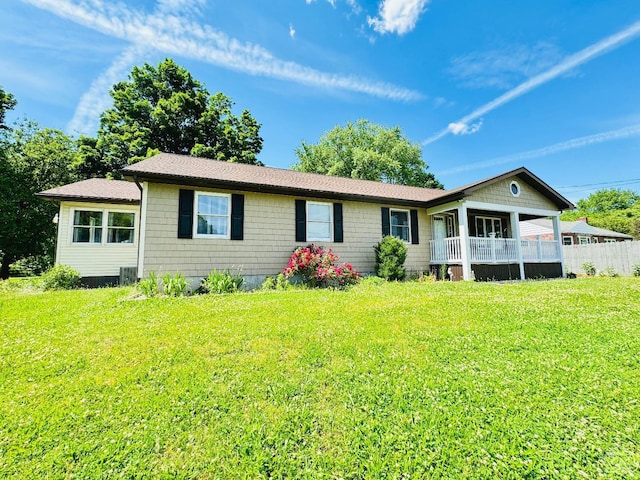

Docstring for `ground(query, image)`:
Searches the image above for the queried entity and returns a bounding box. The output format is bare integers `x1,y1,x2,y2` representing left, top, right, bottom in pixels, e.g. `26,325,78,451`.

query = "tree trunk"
0,254,12,280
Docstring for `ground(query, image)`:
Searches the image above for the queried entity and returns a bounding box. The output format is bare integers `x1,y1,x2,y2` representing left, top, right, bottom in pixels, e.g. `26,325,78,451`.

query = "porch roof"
423,167,574,211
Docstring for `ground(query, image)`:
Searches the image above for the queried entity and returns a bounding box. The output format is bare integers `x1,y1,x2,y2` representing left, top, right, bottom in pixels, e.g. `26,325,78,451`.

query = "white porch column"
510,211,525,280
457,203,472,280
552,214,566,277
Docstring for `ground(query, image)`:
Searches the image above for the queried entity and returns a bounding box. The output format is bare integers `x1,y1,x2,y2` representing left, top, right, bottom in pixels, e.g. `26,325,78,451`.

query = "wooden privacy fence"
563,241,640,276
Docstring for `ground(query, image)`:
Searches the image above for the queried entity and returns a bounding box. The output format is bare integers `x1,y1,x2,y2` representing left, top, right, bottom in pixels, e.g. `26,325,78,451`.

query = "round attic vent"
510,181,521,197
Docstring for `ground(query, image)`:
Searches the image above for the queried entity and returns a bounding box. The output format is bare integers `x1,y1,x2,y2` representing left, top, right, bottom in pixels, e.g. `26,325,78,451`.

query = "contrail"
438,124,640,176
423,20,640,145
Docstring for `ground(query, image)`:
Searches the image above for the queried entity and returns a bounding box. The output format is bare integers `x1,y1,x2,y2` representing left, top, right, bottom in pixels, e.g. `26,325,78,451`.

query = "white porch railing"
430,237,561,264
430,236,462,263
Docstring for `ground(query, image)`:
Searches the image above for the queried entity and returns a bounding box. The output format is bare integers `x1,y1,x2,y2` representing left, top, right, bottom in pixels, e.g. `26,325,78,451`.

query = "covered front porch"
427,200,565,281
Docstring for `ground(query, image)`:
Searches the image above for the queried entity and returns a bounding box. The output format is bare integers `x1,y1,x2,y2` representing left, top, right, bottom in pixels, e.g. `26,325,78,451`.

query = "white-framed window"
578,236,590,245
562,236,573,245
107,212,135,243
71,208,135,245
592,237,599,243
604,238,617,243
391,209,411,242
72,209,103,243
475,216,504,238
307,201,333,241
510,181,521,197
194,192,231,239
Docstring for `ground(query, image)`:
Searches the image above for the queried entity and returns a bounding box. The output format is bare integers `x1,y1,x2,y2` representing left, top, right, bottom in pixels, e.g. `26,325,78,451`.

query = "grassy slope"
1,278,639,478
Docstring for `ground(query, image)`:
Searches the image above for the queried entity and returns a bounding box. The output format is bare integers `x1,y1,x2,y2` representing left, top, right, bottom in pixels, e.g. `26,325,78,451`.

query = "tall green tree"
89,58,263,176
293,119,443,189
561,188,640,239
0,118,78,278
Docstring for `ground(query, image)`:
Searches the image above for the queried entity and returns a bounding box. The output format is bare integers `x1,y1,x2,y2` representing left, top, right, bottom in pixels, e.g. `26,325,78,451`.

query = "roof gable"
425,167,574,211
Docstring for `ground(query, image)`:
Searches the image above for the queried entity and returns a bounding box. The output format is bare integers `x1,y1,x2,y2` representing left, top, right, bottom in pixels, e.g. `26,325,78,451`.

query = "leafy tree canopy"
0,86,17,130
292,119,444,189
0,115,78,278
87,58,263,176
561,188,640,239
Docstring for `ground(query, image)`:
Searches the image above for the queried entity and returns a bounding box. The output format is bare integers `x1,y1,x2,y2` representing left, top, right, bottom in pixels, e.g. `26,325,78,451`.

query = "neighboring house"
37,178,141,286
520,218,633,245
38,153,575,286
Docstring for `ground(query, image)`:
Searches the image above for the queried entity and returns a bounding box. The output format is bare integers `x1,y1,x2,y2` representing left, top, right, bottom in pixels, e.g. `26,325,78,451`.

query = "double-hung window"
390,209,410,242
72,209,135,244
72,210,103,243
195,192,231,238
107,212,135,243
307,201,332,241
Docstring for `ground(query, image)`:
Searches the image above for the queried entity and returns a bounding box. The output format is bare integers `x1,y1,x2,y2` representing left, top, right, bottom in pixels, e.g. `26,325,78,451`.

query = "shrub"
582,262,596,277
40,264,81,290
284,244,361,289
632,264,640,277
10,255,53,277
201,269,244,294
261,273,291,291
374,236,407,281
139,271,159,297
162,272,189,297
598,267,619,278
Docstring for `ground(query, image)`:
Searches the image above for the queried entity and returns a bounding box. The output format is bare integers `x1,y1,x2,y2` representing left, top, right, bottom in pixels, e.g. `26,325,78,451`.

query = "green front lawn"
1,278,639,478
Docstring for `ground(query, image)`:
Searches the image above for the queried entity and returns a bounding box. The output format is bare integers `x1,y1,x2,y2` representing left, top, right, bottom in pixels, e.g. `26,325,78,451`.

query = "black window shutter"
381,207,390,236
295,200,306,242
410,209,419,244
178,189,194,239
230,194,244,240
333,203,343,243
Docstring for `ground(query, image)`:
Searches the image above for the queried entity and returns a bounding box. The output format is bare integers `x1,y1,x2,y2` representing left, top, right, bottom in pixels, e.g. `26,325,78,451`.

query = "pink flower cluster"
284,244,361,288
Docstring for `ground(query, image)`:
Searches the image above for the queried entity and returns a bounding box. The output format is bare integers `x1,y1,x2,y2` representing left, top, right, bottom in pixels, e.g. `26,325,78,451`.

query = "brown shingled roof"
122,153,448,206
37,178,140,204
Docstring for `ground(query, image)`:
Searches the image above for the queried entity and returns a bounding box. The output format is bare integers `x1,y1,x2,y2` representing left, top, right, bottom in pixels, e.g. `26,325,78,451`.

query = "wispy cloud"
448,119,483,136
289,23,296,38
438,124,640,176
67,45,148,135
24,0,423,102
368,0,430,35
447,42,564,90
423,20,640,145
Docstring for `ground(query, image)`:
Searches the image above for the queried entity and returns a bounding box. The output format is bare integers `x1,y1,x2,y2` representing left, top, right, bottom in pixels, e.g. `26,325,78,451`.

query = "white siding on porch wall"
55,201,140,277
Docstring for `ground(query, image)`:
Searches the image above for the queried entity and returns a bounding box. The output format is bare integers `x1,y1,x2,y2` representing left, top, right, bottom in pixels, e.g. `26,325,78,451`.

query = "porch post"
552,215,566,277
510,211,525,280
457,203,472,280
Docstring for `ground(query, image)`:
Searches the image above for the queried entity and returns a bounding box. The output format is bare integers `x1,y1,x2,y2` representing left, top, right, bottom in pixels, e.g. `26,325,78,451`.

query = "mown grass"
1,278,639,478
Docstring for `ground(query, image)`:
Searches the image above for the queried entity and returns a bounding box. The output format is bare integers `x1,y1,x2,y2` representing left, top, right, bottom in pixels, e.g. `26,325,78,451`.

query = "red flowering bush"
284,244,361,288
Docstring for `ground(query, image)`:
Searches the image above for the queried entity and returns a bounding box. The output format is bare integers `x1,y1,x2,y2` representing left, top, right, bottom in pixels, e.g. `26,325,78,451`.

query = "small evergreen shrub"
374,236,408,281
201,269,244,294
40,264,81,290
261,273,291,291
284,244,361,289
582,262,596,276
632,264,640,277
139,271,159,297
162,272,189,296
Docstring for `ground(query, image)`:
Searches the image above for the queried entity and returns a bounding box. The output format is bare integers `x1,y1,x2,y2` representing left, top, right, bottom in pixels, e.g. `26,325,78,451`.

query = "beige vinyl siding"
470,177,558,211
56,201,139,277
142,183,431,278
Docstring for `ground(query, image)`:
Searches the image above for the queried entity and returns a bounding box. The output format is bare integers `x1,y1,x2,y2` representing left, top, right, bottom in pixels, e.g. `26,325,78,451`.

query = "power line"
556,178,640,190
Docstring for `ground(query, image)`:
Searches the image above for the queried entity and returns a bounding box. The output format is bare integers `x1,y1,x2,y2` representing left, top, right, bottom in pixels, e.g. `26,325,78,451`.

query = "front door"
433,216,447,241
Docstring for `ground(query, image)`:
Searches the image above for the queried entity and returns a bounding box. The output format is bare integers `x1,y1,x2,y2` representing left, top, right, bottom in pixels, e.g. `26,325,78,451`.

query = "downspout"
133,176,143,281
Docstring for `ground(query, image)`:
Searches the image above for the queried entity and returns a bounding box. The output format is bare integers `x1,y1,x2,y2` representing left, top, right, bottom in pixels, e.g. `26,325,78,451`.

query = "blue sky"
2,0,640,203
